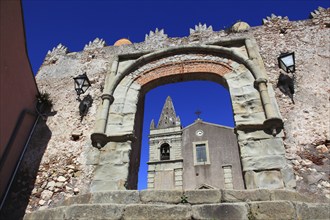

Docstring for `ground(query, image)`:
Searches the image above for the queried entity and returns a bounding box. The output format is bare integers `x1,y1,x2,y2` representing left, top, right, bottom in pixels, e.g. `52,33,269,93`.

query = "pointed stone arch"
90,38,295,191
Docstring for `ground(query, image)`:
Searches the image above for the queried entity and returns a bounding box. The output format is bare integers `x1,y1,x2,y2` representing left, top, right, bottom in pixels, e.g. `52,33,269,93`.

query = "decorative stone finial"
189,23,213,35
262,14,289,25
46,43,69,57
44,43,69,64
309,7,330,26
84,38,106,50
262,14,292,33
145,28,168,43
231,21,250,33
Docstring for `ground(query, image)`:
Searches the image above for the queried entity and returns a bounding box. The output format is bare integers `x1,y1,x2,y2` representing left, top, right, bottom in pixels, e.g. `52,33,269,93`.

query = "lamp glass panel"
82,86,88,93
288,66,294,72
83,79,90,86
279,61,287,72
75,78,84,86
281,55,294,67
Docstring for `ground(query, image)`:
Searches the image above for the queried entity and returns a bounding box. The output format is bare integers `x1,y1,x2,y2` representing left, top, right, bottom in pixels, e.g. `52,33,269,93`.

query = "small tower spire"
150,119,155,129
157,96,178,129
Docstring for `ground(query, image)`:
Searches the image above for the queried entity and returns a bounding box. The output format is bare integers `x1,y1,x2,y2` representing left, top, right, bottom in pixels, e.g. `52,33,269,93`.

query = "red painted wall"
0,0,38,200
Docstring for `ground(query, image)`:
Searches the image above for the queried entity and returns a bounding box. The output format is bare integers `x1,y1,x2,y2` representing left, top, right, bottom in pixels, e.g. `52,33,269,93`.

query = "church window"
160,143,170,160
193,141,210,165
196,144,207,162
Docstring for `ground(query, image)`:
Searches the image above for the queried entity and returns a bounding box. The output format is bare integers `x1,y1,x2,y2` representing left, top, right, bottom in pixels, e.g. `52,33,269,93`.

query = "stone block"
115,141,132,150
222,189,271,202
85,146,100,165
123,204,191,220
224,175,232,180
58,193,92,206
234,112,266,127
226,71,254,88
64,204,124,220
93,163,129,181
126,87,139,100
175,175,183,181
236,129,284,141
91,191,140,204
242,155,286,171
98,142,131,165
113,84,128,97
109,103,124,114
140,190,183,204
106,113,123,125
225,183,234,189
122,102,137,114
240,85,260,97
24,207,66,220
184,189,221,204
269,95,282,119
130,81,142,91
90,179,126,192
175,180,183,186
295,202,330,220
118,60,136,74
280,165,297,189
244,170,285,189
98,148,122,165
232,98,264,114
230,85,259,99
249,201,295,220
239,138,285,158
270,189,313,202
192,203,249,220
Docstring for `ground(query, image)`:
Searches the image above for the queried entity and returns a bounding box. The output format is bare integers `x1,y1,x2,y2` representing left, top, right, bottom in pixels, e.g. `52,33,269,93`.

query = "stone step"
57,189,316,207
24,201,330,220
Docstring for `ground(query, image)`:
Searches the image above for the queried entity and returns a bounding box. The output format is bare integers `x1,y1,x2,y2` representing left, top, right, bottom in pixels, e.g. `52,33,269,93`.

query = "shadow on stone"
0,119,52,220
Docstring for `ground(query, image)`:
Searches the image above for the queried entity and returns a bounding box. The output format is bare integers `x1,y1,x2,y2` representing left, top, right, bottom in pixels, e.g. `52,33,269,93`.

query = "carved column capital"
101,94,114,104
254,78,268,88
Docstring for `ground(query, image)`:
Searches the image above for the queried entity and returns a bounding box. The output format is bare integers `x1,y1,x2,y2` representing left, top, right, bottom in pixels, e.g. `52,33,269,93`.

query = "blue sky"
22,0,329,189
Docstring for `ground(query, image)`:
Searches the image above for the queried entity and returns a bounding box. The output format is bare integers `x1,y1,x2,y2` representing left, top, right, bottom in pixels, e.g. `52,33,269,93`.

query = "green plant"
180,194,188,204
36,91,53,114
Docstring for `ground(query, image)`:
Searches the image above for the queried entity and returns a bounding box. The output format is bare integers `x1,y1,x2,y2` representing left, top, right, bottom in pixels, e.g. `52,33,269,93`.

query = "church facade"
147,96,244,190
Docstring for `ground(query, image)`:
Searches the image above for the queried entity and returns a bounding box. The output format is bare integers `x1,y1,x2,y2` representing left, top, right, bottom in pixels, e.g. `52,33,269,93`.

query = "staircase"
24,189,330,220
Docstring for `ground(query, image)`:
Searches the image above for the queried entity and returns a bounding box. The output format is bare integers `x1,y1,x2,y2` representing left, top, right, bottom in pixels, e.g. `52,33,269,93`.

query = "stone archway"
90,38,296,191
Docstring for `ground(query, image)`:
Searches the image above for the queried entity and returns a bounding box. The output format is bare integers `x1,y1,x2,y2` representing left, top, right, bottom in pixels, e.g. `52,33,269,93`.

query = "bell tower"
147,96,183,189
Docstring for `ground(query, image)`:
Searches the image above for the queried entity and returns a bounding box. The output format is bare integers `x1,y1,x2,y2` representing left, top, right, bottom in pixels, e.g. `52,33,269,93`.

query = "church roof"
156,96,181,129
182,118,234,131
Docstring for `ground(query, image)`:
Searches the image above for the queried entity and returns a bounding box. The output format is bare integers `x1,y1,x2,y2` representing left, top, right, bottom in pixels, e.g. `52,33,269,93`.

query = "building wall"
182,121,245,190
3,9,328,213
0,0,38,200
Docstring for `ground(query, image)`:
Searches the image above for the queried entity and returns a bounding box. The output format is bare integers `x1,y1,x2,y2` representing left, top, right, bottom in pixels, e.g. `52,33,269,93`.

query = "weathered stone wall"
252,17,330,198
24,189,330,220
3,9,329,217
